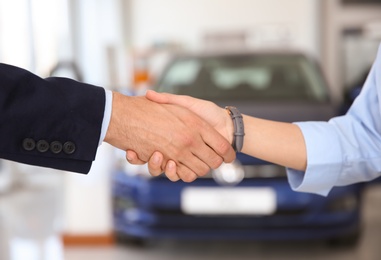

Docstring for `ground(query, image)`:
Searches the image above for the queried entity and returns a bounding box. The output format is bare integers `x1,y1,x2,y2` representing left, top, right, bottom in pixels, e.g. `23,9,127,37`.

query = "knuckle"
198,166,210,177
210,156,223,169
217,139,232,155
173,131,194,150
181,134,194,147
182,173,197,183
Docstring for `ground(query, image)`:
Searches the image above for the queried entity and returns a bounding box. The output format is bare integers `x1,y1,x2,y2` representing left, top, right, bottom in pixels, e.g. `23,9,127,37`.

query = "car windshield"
156,54,329,102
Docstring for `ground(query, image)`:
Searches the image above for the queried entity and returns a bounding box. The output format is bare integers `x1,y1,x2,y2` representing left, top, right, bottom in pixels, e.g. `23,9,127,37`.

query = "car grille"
153,207,307,217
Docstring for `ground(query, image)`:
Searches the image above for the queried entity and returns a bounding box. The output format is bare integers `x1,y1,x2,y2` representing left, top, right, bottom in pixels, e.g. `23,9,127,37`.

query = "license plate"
181,187,276,215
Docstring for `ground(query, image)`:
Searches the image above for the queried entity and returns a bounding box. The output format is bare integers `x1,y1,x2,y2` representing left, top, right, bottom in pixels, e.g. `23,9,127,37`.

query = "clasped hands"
104,90,235,182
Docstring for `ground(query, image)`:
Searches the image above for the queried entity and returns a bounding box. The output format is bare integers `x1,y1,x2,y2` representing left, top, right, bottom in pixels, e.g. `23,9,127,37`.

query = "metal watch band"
225,106,245,152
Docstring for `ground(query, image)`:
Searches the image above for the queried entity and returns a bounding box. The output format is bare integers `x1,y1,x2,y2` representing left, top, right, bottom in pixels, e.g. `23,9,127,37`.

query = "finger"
125,150,146,165
191,142,224,170
178,151,211,177
200,123,236,163
164,160,180,182
177,164,198,183
148,151,164,176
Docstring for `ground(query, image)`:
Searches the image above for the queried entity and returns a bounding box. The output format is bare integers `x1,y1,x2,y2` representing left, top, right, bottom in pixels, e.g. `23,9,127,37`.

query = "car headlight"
212,160,245,185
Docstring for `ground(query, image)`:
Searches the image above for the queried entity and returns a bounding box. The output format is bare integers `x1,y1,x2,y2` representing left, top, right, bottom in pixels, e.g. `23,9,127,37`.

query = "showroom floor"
64,185,381,260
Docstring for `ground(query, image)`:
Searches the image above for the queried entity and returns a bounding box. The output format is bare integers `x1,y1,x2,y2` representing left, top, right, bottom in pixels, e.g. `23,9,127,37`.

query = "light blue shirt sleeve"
98,89,113,146
287,44,381,196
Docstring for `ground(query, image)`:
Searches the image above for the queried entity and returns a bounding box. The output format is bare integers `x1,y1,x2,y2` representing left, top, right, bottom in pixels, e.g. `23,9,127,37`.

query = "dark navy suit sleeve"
0,63,106,173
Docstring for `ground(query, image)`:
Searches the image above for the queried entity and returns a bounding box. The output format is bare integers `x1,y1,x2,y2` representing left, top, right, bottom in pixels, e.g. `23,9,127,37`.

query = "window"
157,54,329,102
0,0,61,75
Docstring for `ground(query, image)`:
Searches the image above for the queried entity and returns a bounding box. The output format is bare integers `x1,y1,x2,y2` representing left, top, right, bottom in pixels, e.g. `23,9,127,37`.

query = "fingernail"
168,161,175,170
152,153,160,164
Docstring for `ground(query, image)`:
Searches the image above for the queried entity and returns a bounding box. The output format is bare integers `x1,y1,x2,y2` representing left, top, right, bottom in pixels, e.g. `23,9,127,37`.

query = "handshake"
104,90,237,183
105,90,307,182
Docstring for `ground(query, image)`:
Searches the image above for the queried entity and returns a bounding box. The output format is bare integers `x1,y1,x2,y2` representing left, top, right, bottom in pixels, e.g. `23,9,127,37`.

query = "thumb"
145,90,170,104
146,90,196,110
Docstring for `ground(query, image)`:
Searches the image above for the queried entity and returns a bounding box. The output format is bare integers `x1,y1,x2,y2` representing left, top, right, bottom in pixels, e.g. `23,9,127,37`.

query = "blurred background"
0,0,381,259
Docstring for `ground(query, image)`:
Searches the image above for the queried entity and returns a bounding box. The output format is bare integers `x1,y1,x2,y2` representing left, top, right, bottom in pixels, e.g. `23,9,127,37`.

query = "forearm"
241,115,307,171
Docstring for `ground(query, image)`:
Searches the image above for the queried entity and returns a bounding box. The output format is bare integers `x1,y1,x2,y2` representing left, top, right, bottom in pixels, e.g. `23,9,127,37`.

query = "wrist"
225,106,245,152
104,92,131,149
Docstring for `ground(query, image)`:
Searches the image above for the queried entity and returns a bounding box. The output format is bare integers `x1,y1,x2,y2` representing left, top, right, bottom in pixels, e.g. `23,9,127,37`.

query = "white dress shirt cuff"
99,89,113,146
286,122,343,196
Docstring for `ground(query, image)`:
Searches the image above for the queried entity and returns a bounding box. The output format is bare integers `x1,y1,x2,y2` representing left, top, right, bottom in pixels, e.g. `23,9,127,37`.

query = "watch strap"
225,106,245,152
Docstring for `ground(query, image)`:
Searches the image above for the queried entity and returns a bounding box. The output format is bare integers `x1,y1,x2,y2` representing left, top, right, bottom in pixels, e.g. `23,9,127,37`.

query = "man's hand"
126,91,235,181
104,92,235,182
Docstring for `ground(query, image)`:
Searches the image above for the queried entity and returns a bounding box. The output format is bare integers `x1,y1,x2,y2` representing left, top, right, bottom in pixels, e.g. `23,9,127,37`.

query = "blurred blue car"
112,51,364,245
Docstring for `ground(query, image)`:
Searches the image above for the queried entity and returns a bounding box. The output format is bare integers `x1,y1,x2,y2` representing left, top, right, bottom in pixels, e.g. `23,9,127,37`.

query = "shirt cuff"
286,122,343,196
98,89,113,146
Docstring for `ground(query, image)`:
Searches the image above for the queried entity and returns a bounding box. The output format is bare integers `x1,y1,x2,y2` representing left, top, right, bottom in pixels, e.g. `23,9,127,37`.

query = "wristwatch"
225,106,245,152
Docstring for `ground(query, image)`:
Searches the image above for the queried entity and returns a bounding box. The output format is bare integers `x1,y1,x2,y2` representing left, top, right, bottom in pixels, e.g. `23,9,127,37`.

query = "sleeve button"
22,138,36,151
50,141,63,154
63,141,76,155
36,140,50,153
